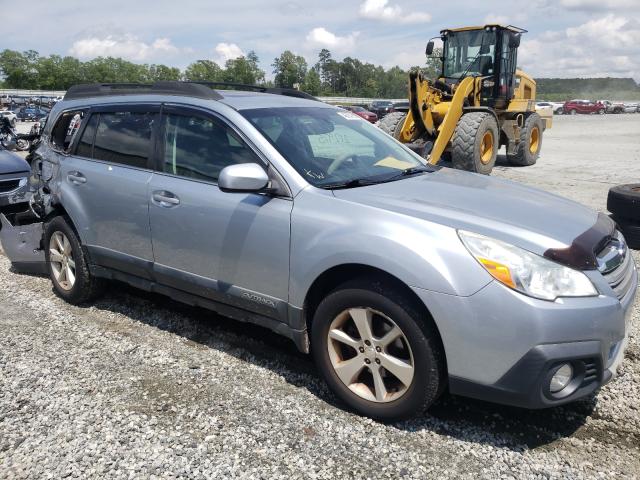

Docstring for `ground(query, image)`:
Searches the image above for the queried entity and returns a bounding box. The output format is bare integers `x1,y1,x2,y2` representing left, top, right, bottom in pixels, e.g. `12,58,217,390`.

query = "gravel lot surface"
1,115,639,479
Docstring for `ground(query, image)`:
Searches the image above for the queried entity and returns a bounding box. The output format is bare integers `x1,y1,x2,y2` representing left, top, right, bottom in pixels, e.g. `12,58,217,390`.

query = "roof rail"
188,82,320,101
64,82,224,101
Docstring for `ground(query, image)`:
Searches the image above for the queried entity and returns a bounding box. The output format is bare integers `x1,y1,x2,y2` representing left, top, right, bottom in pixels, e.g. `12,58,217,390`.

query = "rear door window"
93,112,155,169
50,110,87,153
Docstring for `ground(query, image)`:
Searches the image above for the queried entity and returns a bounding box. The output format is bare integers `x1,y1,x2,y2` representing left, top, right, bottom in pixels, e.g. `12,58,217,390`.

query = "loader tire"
507,113,543,167
451,112,498,175
607,184,640,222
376,111,407,139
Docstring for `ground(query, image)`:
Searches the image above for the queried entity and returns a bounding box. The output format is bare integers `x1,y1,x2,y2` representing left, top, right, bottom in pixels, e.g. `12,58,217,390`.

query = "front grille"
0,179,21,193
600,232,635,300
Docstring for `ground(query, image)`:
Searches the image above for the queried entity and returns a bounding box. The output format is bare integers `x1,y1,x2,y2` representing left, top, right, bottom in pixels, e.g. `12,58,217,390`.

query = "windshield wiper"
320,178,381,190
380,165,433,183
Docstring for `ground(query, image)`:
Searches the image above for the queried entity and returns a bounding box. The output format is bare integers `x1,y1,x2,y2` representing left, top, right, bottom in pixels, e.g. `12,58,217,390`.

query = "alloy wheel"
49,231,76,291
327,307,415,403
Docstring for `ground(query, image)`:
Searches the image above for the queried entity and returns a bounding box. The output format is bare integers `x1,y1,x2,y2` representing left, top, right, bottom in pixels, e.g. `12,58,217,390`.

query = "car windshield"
374,102,392,107
242,107,428,188
443,29,496,79
351,106,365,112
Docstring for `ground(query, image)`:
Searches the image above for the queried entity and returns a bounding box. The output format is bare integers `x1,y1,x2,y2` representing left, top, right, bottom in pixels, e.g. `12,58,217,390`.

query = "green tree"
0,50,39,88
272,50,307,88
423,47,443,80
302,68,321,95
145,64,181,82
184,60,223,82
223,51,265,85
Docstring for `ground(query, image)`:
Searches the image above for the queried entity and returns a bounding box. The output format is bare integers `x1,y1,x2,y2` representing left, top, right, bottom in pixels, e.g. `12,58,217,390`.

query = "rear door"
147,105,292,320
59,105,159,277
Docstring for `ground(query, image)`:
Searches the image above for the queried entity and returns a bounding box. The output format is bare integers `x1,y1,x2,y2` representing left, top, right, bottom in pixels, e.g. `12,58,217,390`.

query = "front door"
148,106,292,321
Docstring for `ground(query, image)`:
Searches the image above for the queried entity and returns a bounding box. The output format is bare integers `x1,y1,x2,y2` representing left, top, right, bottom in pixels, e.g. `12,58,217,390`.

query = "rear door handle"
67,171,86,185
152,190,180,207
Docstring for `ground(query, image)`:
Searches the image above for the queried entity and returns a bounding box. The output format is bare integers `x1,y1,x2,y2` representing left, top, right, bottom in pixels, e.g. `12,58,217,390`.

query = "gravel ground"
1,115,639,479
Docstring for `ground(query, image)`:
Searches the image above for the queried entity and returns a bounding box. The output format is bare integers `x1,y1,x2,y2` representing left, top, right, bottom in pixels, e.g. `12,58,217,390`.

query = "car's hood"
0,149,30,174
332,168,601,256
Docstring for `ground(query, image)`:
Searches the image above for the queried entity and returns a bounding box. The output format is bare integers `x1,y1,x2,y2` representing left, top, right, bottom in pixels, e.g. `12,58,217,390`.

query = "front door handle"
152,190,180,208
67,171,86,185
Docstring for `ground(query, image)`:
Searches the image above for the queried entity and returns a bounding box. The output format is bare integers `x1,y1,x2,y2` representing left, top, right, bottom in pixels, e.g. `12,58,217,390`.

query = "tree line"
0,48,440,98
1,48,637,100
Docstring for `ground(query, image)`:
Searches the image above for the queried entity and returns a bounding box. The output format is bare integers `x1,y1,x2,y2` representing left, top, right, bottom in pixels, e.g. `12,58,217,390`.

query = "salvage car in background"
0,110,18,128
562,99,606,115
0,139,30,212
341,105,378,123
369,100,395,118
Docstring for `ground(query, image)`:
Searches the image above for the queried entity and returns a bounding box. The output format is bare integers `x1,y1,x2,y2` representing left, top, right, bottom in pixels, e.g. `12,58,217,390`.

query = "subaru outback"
0,82,636,421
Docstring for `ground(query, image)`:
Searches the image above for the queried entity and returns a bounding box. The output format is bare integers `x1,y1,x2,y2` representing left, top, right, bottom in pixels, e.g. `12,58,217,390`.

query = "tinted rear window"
93,112,155,168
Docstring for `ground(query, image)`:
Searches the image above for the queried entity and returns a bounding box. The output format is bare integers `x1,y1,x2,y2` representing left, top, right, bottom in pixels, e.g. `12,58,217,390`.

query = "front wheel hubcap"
327,307,415,403
49,231,76,291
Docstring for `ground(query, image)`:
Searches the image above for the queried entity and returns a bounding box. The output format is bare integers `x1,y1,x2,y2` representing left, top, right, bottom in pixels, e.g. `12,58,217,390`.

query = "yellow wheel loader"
378,25,552,175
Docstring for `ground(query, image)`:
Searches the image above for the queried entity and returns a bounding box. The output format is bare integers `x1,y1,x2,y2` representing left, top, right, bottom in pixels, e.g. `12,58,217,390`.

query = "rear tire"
507,113,543,167
376,111,407,139
450,112,498,175
311,279,445,421
44,216,103,304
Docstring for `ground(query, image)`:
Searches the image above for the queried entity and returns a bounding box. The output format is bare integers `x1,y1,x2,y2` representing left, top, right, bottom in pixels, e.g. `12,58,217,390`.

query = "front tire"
44,216,103,304
311,279,445,421
507,113,543,166
570,109,577,115
450,112,498,174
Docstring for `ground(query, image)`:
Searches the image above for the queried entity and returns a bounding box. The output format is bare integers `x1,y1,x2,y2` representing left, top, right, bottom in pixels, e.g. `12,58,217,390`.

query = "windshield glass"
242,107,427,188
443,30,496,79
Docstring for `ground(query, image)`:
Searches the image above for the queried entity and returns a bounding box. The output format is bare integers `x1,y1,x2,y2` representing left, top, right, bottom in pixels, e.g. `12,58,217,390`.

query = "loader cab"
439,25,524,109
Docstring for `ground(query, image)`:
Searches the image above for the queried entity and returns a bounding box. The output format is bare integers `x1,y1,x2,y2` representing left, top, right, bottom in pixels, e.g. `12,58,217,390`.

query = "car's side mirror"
425,41,434,56
509,34,521,48
218,163,270,193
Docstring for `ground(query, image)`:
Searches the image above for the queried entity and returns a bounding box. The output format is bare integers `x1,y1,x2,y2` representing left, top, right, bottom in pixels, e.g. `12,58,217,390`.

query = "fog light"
550,363,573,393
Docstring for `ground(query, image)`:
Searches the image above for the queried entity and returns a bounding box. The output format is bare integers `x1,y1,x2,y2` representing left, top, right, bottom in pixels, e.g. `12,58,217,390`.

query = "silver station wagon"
0,82,635,420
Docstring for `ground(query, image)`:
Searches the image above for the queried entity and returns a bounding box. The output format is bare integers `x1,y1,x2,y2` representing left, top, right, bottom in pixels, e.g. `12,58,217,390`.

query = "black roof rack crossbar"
64,82,224,101
187,81,320,101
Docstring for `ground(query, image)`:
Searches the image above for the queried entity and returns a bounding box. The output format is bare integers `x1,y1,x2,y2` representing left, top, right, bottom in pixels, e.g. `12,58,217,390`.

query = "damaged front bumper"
0,212,47,274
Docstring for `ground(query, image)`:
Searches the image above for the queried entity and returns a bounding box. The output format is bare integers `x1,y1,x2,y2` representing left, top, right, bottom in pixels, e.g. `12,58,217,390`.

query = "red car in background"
341,105,378,123
562,99,606,115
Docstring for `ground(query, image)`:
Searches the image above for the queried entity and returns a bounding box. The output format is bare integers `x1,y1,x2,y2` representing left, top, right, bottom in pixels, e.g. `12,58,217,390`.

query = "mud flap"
0,212,47,274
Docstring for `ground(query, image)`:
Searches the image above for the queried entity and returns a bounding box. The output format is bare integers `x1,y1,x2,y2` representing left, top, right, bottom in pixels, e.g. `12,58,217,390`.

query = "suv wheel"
570,109,577,115
45,216,103,304
311,280,444,421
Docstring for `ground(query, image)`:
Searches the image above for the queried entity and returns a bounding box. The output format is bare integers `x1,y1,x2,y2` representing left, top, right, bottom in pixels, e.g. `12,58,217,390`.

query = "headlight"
458,230,598,301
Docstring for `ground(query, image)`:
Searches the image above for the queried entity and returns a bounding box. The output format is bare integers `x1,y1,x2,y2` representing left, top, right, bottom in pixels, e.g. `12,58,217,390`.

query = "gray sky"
2,0,639,80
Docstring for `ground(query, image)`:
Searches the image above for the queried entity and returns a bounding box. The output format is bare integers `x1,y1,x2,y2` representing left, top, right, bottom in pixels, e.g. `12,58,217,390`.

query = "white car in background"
535,102,553,117
536,102,564,115
0,110,17,127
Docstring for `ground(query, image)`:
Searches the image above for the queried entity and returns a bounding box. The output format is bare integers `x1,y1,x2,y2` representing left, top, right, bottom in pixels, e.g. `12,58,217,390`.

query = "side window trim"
157,103,292,197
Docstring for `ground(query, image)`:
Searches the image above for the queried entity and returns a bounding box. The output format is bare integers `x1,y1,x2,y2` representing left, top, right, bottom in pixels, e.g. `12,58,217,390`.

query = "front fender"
288,189,492,308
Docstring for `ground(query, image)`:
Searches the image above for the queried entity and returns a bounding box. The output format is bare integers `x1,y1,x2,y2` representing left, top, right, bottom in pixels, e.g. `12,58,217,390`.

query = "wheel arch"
302,263,447,368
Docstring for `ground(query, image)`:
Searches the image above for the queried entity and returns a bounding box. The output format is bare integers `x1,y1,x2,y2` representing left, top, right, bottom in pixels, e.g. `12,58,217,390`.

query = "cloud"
214,42,244,66
557,0,640,11
69,34,180,61
358,0,431,24
305,27,359,51
518,15,640,80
